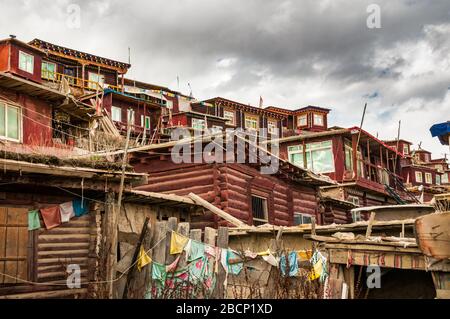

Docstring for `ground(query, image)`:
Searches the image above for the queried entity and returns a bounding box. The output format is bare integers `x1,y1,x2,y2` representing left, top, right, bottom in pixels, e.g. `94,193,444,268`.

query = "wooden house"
128,136,335,228
277,127,409,210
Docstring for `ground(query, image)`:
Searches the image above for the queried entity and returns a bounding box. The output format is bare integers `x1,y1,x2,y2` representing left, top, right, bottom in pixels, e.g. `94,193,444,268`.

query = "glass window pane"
0,103,5,136
7,106,19,140
311,148,334,173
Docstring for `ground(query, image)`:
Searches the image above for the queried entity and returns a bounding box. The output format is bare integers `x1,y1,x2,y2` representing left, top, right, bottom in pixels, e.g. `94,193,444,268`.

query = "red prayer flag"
40,206,62,229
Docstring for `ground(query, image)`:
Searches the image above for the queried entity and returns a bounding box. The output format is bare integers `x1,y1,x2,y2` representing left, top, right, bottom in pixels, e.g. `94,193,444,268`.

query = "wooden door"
0,207,28,284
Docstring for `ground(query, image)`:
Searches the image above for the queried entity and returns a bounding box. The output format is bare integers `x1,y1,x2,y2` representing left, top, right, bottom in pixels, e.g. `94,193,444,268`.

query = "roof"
123,78,189,98
29,38,131,71
294,105,331,113
350,204,434,214
383,139,413,145
202,97,287,119
0,37,46,54
123,190,198,208
166,111,228,121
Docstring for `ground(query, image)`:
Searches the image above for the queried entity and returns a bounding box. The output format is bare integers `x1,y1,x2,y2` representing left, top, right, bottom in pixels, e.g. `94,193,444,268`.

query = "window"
415,171,423,183
251,195,268,226
0,102,21,141
425,172,432,184
88,72,105,90
287,140,334,173
211,125,223,133
435,164,443,172
111,106,121,122
192,118,206,130
144,116,151,129
442,173,449,184
0,207,29,284
344,141,353,171
403,144,409,155
41,61,56,80
348,196,360,207
293,213,312,225
245,114,259,130
268,120,278,134
297,114,307,126
18,51,34,74
127,109,135,125
436,174,441,185
313,113,324,126
351,211,362,222
223,110,235,125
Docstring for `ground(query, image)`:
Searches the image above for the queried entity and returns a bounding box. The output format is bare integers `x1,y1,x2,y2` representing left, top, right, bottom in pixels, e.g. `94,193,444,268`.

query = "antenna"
418,141,422,149
187,83,193,98
9,34,16,39
128,47,131,65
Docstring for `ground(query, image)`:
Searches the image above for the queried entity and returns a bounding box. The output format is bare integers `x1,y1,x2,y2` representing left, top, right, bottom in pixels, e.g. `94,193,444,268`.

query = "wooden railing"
42,72,122,92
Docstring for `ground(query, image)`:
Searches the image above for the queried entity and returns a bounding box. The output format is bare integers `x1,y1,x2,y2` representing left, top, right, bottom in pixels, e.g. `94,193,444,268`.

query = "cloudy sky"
1,0,449,156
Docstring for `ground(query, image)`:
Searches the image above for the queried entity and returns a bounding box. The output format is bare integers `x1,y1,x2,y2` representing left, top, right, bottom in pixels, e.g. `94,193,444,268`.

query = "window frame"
267,119,278,135
313,113,324,126
244,114,259,130
0,102,22,142
287,140,335,173
442,173,449,184
293,212,313,225
425,172,432,184
223,109,235,125
111,106,122,122
297,114,307,127
192,118,206,131
18,51,34,74
415,171,423,183
88,71,105,90
251,195,268,225
41,61,57,80
403,144,409,155
127,109,135,125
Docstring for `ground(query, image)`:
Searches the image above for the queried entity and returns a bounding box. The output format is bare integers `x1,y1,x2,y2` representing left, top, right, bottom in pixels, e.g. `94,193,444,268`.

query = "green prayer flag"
28,210,41,230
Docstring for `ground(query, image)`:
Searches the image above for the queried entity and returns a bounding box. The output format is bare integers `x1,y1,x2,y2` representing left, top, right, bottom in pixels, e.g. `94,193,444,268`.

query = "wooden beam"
188,193,248,228
365,212,376,237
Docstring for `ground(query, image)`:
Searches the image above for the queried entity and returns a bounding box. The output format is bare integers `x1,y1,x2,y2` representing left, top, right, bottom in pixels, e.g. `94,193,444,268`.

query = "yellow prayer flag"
137,245,152,271
308,259,323,281
170,231,189,255
298,250,312,261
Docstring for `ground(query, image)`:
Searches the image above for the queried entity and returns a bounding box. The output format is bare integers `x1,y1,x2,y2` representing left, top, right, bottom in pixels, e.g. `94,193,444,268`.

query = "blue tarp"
430,121,450,145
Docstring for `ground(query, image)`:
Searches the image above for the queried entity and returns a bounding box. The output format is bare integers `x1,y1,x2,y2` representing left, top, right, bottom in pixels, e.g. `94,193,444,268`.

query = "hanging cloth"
73,198,89,217
137,245,152,271
183,239,192,262
262,253,279,267
40,206,61,229
187,240,205,262
280,251,299,277
169,231,189,255
151,262,167,283
59,201,75,223
227,250,243,275
28,210,41,230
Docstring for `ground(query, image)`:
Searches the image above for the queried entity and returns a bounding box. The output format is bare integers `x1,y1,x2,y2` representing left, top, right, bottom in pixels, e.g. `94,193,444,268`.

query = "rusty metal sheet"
415,212,450,260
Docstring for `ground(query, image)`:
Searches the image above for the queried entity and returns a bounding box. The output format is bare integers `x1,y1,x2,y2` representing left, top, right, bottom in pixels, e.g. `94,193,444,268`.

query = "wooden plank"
190,229,202,242
365,212,376,238
188,193,247,227
0,288,88,299
0,207,6,284
4,208,19,284
212,227,228,299
177,222,190,269
16,208,28,281
204,227,216,246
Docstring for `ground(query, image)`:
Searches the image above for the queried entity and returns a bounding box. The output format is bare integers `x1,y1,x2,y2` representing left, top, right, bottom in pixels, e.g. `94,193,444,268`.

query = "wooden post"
177,222,190,268
352,134,358,179
117,115,132,211
122,217,150,299
213,227,229,299
204,227,216,246
149,221,168,299
365,212,376,238
343,266,355,299
104,191,117,299
190,229,202,241
165,217,178,264
263,238,282,298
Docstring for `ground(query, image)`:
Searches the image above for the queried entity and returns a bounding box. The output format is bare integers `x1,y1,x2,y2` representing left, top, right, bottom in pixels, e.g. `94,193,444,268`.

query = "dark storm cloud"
0,0,449,154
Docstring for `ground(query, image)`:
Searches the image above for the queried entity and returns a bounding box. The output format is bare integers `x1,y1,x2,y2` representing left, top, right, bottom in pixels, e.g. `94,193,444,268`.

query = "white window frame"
18,51,34,74
297,114,307,126
144,116,151,129
223,110,235,125
287,140,335,173
111,106,122,122
425,172,432,184
293,212,312,225
245,114,259,130
267,119,278,134
192,118,206,131
436,174,441,185
313,113,324,126
352,211,362,222
0,102,22,142
41,61,57,80
415,171,423,183
88,72,105,90
127,109,135,126
403,144,409,155
442,173,449,184
347,196,360,207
